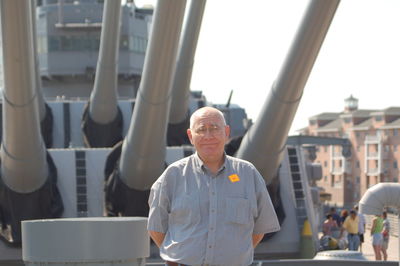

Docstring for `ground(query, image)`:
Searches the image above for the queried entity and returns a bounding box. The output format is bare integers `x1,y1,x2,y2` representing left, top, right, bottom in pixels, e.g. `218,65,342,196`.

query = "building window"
324,176,328,182
375,116,383,122
384,161,390,172
394,161,398,169
344,118,351,123
324,161,328,167
394,129,398,136
356,176,360,184
356,161,360,168
334,175,342,188
356,132,360,138
384,145,390,152
394,145,397,152
331,175,334,187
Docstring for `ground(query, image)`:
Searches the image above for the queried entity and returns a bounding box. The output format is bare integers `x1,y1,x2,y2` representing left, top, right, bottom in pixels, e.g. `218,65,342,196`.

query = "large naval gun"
0,0,63,245
0,0,367,264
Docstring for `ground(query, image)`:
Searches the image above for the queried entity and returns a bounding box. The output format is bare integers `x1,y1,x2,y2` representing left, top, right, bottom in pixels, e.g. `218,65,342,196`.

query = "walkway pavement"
361,232,398,261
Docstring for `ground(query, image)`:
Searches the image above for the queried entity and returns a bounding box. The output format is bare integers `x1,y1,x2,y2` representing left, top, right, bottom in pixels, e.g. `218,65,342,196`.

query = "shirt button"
212,192,215,195
210,227,214,230
211,209,215,213
209,245,212,248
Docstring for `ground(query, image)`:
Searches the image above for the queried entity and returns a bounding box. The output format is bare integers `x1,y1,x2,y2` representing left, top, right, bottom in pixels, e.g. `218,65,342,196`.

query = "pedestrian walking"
381,211,390,261
371,214,384,260
354,205,366,252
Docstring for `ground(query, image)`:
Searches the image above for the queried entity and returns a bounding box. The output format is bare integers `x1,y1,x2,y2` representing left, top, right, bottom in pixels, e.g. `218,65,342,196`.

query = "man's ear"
225,125,231,139
187,128,194,144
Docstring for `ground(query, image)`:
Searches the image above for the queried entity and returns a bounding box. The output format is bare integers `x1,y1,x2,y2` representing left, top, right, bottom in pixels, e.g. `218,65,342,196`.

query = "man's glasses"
193,125,224,137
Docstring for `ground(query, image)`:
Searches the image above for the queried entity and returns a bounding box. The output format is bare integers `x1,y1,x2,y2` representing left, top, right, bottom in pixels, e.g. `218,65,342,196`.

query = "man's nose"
203,128,214,137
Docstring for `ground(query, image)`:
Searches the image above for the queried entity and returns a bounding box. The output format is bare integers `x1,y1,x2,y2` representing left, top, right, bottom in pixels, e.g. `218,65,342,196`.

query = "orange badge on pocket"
228,174,240,183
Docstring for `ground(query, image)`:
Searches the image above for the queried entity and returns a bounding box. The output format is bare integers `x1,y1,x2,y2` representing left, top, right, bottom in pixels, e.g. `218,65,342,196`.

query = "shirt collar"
193,152,227,176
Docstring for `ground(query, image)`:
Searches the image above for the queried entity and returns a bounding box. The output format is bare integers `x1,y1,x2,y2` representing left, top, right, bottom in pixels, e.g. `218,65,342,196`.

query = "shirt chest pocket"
225,197,251,225
170,194,200,225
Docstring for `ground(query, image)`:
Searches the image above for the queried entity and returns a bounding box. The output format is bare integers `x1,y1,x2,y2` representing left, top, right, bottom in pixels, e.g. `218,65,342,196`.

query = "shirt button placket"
205,176,217,264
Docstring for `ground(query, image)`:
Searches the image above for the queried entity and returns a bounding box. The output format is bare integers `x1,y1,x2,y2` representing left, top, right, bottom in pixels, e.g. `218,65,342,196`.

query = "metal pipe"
0,0,48,193
359,183,400,215
168,0,206,124
119,0,186,190
236,0,340,184
88,0,121,124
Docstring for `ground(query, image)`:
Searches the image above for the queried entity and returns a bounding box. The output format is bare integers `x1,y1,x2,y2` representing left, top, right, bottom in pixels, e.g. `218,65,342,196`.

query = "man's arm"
149,230,166,248
147,177,170,248
252,233,264,248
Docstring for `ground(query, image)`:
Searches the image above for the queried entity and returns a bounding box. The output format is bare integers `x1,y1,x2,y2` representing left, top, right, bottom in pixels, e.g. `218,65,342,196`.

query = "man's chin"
199,150,223,160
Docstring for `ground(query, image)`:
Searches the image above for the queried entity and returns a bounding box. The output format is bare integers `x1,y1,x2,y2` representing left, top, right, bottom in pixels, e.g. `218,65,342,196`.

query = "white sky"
136,0,400,134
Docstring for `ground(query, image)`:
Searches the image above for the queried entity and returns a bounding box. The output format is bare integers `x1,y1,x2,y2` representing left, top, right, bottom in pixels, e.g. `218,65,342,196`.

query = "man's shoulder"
154,156,194,186
226,155,256,169
168,155,193,169
163,154,198,175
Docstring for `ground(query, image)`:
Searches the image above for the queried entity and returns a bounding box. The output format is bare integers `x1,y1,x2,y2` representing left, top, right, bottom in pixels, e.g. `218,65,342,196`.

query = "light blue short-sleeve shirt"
148,153,280,266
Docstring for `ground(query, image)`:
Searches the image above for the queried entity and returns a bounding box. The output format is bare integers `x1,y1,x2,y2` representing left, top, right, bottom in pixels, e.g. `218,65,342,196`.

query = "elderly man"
147,107,280,266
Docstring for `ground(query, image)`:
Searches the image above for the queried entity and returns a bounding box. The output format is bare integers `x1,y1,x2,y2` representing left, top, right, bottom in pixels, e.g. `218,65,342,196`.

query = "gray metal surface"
169,0,207,124
314,250,367,260
236,0,340,184
0,0,48,193
119,0,187,189
31,0,46,122
22,217,148,265
2,260,398,266
256,260,397,266
89,0,121,124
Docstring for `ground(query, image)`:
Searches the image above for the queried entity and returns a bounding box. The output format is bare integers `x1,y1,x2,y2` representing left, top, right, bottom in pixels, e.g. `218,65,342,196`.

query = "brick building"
299,95,400,208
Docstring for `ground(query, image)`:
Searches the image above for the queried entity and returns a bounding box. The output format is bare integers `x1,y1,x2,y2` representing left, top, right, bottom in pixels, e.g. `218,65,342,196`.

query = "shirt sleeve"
252,169,281,235
147,173,170,233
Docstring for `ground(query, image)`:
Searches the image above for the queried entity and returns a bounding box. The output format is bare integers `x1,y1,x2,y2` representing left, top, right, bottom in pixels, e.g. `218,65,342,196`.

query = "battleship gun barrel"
118,0,186,190
32,0,53,148
0,0,48,193
82,0,123,147
88,0,121,124
169,0,207,124
31,0,46,122
0,2,62,244
236,0,340,184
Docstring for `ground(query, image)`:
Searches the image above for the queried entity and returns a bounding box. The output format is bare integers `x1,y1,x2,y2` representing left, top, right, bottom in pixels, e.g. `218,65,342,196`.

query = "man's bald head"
189,107,226,129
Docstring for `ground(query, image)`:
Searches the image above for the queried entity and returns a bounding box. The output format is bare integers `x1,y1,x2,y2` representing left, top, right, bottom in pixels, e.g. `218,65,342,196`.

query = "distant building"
298,95,400,208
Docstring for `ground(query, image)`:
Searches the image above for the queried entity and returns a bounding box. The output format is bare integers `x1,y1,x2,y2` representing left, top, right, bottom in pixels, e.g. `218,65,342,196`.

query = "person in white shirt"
354,205,366,252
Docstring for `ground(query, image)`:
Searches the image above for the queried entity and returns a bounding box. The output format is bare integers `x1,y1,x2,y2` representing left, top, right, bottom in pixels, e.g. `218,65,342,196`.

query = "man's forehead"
193,113,224,126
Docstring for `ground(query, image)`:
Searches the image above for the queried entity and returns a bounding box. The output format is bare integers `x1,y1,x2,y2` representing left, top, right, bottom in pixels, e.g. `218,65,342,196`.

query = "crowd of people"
320,206,391,261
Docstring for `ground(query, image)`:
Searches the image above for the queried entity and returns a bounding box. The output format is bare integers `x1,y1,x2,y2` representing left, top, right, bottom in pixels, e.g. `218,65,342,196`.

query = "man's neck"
199,155,225,175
